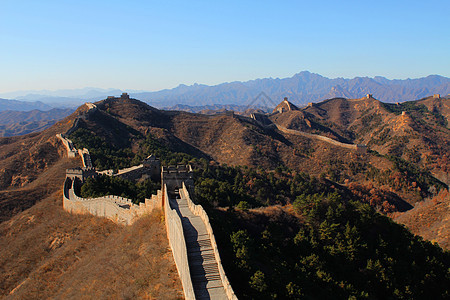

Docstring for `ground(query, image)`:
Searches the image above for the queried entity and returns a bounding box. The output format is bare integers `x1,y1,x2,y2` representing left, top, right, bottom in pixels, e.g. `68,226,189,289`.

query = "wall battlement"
63,177,161,225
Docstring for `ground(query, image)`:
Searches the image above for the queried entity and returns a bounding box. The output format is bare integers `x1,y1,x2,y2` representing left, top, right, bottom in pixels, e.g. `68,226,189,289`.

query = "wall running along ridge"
275,124,367,154
56,133,77,157
78,148,93,168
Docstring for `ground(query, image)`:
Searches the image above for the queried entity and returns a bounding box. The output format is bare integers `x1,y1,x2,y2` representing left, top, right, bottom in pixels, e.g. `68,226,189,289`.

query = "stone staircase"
172,193,228,299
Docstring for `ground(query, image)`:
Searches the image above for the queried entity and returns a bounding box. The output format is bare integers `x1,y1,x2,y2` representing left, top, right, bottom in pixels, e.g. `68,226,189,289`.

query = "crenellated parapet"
62,177,161,225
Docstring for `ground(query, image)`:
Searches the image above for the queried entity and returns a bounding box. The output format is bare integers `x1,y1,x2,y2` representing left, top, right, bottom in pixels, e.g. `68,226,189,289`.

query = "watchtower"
143,155,161,181
162,165,194,193
66,167,97,182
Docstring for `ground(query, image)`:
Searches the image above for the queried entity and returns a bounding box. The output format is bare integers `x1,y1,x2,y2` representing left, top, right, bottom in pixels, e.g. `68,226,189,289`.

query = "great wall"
274,124,368,154
56,95,367,298
250,97,368,154
56,98,237,299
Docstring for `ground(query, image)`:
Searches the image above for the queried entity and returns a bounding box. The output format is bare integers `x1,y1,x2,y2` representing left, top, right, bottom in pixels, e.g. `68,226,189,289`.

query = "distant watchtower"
121,93,130,99
273,97,299,114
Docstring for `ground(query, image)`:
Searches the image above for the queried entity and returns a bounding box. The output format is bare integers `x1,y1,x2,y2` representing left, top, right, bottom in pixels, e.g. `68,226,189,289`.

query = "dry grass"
0,191,183,299
394,189,450,250
0,157,80,223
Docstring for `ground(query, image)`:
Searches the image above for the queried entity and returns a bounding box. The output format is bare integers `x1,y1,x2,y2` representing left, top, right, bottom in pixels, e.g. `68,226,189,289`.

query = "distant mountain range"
132,71,450,107
1,72,449,110
0,108,74,124
0,98,53,111
0,88,126,109
0,87,124,101
0,108,75,137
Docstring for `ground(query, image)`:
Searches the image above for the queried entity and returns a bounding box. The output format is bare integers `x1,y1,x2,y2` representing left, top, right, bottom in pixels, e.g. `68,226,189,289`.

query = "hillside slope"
0,104,183,298
0,193,182,298
394,189,450,249
300,95,450,179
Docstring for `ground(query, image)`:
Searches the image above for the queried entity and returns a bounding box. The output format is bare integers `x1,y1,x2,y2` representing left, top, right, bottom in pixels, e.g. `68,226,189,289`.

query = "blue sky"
1,0,449,93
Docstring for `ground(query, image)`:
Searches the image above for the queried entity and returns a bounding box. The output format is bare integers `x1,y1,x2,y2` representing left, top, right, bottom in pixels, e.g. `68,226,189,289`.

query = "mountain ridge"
0,98,52,111
1,72,448,109
131,71,450,107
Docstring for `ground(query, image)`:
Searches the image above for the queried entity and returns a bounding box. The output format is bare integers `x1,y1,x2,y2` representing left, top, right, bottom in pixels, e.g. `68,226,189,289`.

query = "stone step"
191,268,220,274
185,233,209,240
187,249,214,257
190,262,220,272
191,272,221,279
188,252,216,262
193,280,224,289
173,191,228,299
193,239,212,246
191,271,220,278
192,274,222,282
188,251,215,258
186,242,213,251
191,267,220,275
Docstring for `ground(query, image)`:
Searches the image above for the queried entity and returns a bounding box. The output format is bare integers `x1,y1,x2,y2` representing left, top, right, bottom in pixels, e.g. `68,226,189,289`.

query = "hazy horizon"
1,71,448,98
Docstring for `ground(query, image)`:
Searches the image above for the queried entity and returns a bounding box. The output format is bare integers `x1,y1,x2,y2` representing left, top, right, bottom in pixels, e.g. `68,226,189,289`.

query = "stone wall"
56,134,77,157
114,164,145,180
163,184,196,300
276,125,367,154
62,177,161,225
180,182,238,300
78,148,93,168
98,156,161,181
